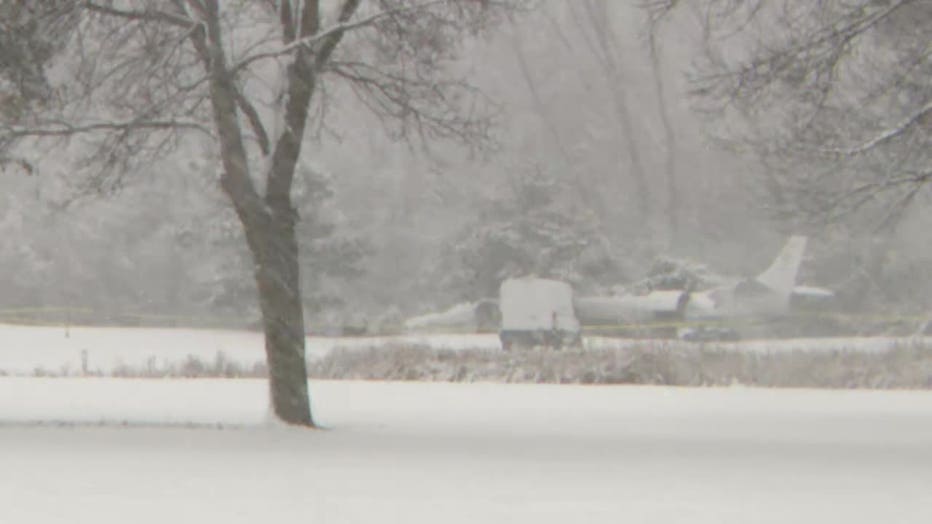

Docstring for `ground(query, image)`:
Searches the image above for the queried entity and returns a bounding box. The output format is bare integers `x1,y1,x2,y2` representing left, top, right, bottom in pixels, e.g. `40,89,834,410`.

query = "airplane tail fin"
755,236,808,296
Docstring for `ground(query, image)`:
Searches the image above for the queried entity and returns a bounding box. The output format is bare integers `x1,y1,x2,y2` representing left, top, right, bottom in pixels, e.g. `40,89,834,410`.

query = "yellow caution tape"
0,306,926,335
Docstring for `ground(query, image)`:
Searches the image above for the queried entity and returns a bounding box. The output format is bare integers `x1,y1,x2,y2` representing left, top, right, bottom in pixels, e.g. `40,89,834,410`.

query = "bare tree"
644,4,680,245
655,0,931,231
646,0,932,310
505,17,607,222
0,1,73,168
572,0,653,227
3,0,516,425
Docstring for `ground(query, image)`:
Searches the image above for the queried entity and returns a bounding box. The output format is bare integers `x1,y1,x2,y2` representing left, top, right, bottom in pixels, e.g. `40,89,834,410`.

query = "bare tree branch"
640,0,681,24
230,0,446,76
83,1,197,28
279,0,297,43
265,0,363,206
694,0,912,108
3,118,212,138
233,88,271,155
667,0,932,232
328,59,495,149
822,100,932,156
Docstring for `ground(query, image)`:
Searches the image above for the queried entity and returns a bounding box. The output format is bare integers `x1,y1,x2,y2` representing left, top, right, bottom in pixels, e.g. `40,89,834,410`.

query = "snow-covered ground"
1,378,930,523
0,322,929,377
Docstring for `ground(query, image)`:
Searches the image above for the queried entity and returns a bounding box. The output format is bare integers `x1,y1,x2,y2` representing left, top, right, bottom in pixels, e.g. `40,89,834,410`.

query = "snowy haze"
1,2,931,523
5,1,929,325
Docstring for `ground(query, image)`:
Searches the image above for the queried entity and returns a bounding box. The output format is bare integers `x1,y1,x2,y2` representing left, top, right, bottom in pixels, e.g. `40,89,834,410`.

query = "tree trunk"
196,2,315,426
577,0,653,227
508,25,606,220
246,211,314,426
648,28,679,247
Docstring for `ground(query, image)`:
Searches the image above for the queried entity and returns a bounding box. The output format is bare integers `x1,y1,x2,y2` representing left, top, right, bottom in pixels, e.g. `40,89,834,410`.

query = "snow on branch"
230,0,448,75
691,0,910,110
3,118,213,139
82,1,197,28
640,0,681,24
823,100,932,156
328,59,495,149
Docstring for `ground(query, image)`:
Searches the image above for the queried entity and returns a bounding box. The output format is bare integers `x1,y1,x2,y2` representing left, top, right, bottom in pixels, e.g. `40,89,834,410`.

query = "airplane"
687,235,812,319
679,235,834,339
573,236,835,339
403,299,500,334
403,236,834,343
572,290,689,337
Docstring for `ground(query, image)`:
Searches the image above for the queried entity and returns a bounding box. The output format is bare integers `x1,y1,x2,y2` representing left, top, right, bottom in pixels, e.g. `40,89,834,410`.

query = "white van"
498,277,581,350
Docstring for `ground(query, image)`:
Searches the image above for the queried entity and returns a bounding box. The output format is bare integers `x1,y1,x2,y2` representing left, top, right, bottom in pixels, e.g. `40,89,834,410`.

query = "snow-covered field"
1,323,929,377
1,325,930,522
1,378,930,523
